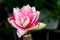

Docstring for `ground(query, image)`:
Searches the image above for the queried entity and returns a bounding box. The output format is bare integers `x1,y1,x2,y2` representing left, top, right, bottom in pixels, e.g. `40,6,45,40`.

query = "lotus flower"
8,4,40,38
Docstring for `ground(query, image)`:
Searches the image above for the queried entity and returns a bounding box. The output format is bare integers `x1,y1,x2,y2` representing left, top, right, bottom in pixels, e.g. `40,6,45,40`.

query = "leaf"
35,23,46,30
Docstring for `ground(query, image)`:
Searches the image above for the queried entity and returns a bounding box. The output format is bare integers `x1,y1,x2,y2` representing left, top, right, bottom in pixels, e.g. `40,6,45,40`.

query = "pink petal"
13,8,23,27
17,29,28,38
8,16,15,21
28,13,39,23
28,23,38,30
21,5,33,16
29,21,39,30
8,16,29,30
20,18,24,24
13,8,23,20
28,23,35,28
8,16,20,29
13,8,23,17
22,17,30,28
35,11,40,22
8,16,28,38
31,11,40,23
31,13,37,23
28,13,35,23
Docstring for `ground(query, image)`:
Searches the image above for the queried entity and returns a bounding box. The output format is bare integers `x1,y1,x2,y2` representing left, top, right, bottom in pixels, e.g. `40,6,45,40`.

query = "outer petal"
28,21,39,30
17,29,28,38
29,11,40,23
21,5,32,16
8,16,25,30
8,16,28,38
8,16,38,38
32,7,36,13
13,8,23,17
8,16,20,29
32,11,40,23
35,11,40,22
13,8,23,27
28,13,36,23
28,24,38,30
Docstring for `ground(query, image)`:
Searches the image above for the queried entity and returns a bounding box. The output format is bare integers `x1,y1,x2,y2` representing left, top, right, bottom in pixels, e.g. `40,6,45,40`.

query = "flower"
8,4,40,38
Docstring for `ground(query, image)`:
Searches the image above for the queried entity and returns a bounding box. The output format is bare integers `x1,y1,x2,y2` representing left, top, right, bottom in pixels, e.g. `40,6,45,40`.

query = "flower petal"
35,11,40,21
13,8,23,21
17,29,28,38
8,16,28,38
33,11,40,23
28,13,36,23
22,17,30,28
32,7,36,13
29,12,39,23
13,8,23,17
28,21,39,30
8,16,20,29
21,5,32,16
29,24,38,30
13,8,24,27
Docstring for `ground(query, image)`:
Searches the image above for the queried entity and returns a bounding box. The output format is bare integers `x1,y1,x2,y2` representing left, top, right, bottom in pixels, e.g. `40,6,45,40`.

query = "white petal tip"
13,8,16,10
17,31,22,38
16,7,19,9
37,11,40,14
32,7,36,12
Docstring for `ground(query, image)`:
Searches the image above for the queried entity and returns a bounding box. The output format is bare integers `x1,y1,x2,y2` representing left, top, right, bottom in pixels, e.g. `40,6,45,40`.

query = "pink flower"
8,5,40,38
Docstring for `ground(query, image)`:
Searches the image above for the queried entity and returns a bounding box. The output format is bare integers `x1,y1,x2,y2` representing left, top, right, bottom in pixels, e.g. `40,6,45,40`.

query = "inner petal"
20,16,30,28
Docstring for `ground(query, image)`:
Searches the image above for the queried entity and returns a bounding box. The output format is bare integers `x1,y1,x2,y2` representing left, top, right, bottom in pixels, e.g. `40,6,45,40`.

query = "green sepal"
35,23,46,30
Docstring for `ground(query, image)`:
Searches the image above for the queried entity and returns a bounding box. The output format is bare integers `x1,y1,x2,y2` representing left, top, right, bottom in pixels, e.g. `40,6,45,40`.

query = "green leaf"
35,23,46,30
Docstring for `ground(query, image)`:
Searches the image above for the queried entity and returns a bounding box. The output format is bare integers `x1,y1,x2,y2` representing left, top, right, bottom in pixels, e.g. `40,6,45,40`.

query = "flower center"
20,16,30,28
